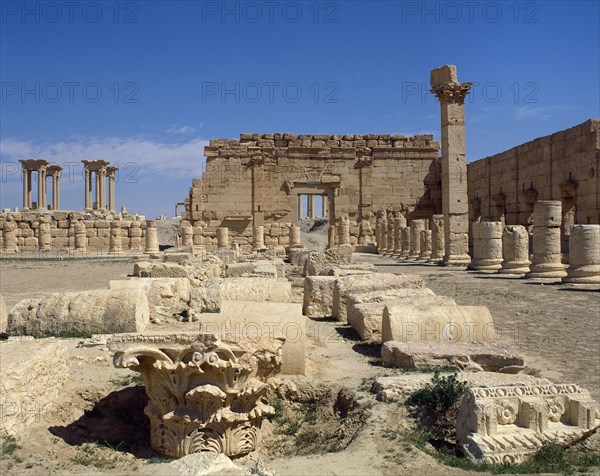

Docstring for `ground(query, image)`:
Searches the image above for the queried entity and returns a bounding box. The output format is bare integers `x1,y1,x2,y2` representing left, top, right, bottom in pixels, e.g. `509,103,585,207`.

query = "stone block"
199,301,306,375
7,288,150,336
382,304,496,343
189,280,223,315
0,338,70,436
110,277,191,313
303,276,337,318
332,273,425,323
457,384,600,464
219,277,291,303
381,341,525,373
348,294,456,341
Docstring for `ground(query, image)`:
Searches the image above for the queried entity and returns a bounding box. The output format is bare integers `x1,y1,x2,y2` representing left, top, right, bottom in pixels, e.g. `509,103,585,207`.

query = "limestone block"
348,294,456,341
226,262,277,278
200,301,306,375
0,339,69,436
219,277,291,303
303,276,337,318
457,384,600,464
7,288,150,336
110,277,191,312
564,224,600,284
0,294,7,333
189,280,223,314
381,341,525,373
382,304,496,343
332,273,425,323
319,263,377,276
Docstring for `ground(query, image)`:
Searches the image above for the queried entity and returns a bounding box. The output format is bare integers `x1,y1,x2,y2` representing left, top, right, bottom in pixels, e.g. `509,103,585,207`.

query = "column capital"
430,81,473,104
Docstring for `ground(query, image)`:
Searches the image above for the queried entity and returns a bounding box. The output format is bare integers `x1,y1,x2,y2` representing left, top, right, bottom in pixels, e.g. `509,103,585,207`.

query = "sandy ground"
0,253,599,476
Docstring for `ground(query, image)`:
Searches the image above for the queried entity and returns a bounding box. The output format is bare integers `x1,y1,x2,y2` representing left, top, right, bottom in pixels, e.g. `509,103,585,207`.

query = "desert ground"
0,248,598,476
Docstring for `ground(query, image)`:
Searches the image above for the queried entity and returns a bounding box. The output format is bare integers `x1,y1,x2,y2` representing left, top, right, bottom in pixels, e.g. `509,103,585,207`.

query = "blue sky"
1,0,598,218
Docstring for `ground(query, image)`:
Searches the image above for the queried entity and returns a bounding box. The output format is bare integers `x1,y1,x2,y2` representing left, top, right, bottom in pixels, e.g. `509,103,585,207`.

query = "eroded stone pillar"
430,65,472,266
252,225,265,250
145,220,159,254
430,214,445,263
338,216,350,245
418,230,432,261
379,216,388,254
180,220,194,247
500,225,531,275
527,201,566,279
2,216,18,254
469,222,503,271
74,219,88,253
393,215,406,257
37,168,44,210
38,216,51,251
84,169,91,210
289,224,301,246
409,219,426,259
109,221,122,253
307,195,314,218
108,169,116,212
563,224,600,284
108,332,283,458
22,170,29,210
385,215,395,256
216,227,229,249
400,227,411,259
99,168,107,209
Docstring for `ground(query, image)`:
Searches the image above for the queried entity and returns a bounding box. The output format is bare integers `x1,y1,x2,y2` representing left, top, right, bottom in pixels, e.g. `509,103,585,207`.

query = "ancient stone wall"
187,133,441,251
467,120,600,234
0,210,147,253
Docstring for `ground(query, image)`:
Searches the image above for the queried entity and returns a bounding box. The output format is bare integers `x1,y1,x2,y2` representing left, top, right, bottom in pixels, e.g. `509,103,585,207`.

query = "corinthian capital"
430,81,473,104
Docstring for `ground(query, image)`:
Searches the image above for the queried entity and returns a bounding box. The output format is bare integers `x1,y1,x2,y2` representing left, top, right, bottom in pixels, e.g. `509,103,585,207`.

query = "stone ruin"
1,64,599,470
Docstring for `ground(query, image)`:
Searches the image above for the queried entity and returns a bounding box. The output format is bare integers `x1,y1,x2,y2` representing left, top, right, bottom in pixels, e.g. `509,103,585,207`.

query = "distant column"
99,167,107,209
469,222,503,271
95,171,100,209
338,216,350,245
108,173,115,211
252,225,265,250
40,166,47,209
145,220,160,254
418,230,432,261
409,219,426,259
322,195,328,217
430,214,445,263
22,169,29,209
216,227,229,249
26,171,32,209
385,214,395,256
307,195,314,218
289,224,301,246
109,221,122,253
84,169,91,210
37,168,44,210
393,215,406,257
430,65,472,266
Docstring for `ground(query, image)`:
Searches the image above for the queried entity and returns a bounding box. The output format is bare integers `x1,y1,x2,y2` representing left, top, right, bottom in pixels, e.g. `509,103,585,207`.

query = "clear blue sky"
1,0,598,218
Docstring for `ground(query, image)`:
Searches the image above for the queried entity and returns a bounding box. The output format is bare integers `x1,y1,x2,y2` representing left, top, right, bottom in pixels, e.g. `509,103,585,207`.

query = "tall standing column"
393,215,406,257
338,216,350,245
322,195,327,217
37,169,44,210
84,169,91,210
108,173,115,211
40,167,47,209
526,201,567,279
385,214,395,256
22,169,29,209
418,230,433,261
27,171,32,209
307,195,314,219
99,168,107,209
430,65,472,266
95,172,100,209
379,215,388,254
55,172,61,210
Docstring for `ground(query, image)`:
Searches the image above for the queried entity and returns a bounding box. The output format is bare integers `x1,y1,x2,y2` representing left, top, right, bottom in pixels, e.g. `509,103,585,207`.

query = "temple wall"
187,133,442,250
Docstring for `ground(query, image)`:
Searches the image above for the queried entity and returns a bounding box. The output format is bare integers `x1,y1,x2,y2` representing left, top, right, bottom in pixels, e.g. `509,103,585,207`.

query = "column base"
526,262,567,279
499,261,531,275
563,265,600,285
468,260,502,271
442,255,471,267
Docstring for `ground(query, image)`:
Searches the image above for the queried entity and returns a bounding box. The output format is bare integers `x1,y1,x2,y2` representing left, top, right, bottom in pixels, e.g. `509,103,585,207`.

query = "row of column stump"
376,201,599,285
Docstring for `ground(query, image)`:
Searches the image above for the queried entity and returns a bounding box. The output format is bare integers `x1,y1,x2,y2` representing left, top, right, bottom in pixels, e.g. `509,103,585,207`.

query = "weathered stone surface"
189,280,223,315
381,341,525,373
457,383,600,464
469,221,503,271
373,373,552,402
110,277,191,314
500,225,531,274
219,277,292,303
332,273,425,323
564,224,600,284
226,262,277,278
200,301,306,375
134,255,223,285
303,276,337,318
7,288,150,336
382,304,496,343
145,452,277,476
527,200,567,279
109,332,283,458
348,294,456,341
304,246,352,276
0,338,69,435
0,294,7,333
319,263,377,276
